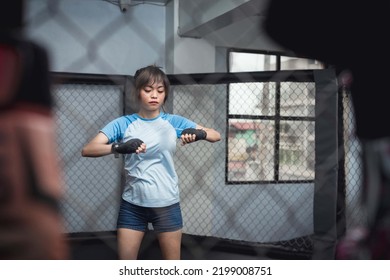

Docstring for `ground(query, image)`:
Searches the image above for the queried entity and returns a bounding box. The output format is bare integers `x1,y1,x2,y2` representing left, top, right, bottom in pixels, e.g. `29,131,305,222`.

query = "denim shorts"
117,199,183,233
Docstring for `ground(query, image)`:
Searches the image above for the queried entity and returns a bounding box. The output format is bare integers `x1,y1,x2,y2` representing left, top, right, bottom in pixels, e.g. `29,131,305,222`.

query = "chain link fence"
53,81,123,233
19,0,367,259
51,70,365,259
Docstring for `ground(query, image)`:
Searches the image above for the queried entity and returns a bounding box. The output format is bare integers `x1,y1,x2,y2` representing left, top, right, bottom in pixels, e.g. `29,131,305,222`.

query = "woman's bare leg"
117,228,145,260
157,229,182,260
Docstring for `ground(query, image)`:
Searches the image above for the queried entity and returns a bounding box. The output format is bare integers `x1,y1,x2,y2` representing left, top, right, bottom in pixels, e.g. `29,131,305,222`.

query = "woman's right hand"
112,138,146,154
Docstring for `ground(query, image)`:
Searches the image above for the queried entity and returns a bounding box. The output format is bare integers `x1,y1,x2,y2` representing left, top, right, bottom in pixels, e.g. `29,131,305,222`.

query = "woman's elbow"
209,131,221,142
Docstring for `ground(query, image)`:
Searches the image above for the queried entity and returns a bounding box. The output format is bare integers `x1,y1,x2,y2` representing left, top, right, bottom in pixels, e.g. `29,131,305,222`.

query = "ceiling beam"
178,0,267,38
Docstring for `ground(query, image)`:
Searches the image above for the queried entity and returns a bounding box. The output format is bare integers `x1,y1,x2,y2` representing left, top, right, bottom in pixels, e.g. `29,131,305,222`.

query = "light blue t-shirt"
100,112,196,207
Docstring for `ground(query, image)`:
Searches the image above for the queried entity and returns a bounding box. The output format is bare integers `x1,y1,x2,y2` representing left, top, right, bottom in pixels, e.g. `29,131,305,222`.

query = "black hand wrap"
112,138,144,155
181,128,207,141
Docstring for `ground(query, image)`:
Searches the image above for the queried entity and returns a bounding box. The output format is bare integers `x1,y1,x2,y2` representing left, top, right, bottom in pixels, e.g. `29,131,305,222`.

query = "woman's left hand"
180,132,197,145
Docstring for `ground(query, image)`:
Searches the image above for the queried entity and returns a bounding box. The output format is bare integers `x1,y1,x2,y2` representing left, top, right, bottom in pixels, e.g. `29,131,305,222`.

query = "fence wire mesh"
18,0,366,259
53,83,123,233
51,71,365,259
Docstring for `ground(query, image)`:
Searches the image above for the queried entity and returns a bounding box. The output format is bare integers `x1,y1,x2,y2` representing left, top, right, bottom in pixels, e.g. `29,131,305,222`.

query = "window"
227,50,323,184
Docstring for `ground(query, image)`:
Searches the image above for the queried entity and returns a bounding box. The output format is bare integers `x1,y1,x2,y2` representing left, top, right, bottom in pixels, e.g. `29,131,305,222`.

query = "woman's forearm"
204,128,221,143
81,143,113,157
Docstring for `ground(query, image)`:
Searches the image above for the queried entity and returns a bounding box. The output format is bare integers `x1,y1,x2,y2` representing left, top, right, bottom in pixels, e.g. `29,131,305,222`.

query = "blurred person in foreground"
0,0,68,259
264,0,390,259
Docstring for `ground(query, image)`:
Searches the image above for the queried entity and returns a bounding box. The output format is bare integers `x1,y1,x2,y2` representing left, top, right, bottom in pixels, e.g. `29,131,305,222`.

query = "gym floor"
69,231,275,260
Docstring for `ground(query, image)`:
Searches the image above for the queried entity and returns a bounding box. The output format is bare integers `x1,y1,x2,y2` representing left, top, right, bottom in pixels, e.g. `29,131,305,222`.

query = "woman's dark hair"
134,65,170,103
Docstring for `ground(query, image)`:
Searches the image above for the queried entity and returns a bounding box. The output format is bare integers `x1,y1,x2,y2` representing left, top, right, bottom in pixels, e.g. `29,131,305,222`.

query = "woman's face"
138,81,166,112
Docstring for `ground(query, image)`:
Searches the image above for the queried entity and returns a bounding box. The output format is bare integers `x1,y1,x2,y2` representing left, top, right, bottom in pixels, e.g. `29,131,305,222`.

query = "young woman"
81,65,221,259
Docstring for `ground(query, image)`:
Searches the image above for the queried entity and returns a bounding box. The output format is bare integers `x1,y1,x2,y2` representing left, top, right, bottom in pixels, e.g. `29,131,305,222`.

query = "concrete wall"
25,0,166,75
25,0,283,75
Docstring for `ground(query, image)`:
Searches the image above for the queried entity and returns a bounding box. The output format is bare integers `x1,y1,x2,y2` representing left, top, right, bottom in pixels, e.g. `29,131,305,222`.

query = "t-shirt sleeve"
100,116,130,143
168,114,197,138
